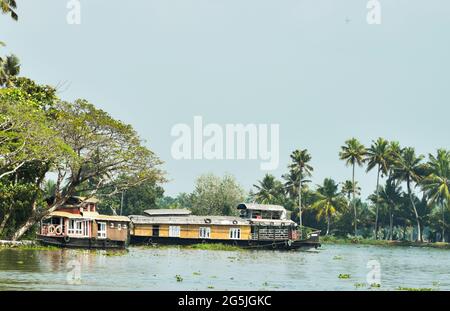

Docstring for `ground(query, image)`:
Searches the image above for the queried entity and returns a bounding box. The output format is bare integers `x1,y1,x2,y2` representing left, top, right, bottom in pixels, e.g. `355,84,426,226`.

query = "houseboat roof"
237,203,286,212
45,196,100,206
143,209,192,217
47,211,130,222
129,215,248,226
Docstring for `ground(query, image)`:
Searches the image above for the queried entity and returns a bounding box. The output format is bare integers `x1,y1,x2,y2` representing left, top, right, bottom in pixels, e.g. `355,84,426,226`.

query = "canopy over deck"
237,203,286,212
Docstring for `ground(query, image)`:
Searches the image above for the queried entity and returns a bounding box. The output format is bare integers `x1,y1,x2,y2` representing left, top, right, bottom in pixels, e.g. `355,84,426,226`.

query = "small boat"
37,196,130,249
129,203,321,250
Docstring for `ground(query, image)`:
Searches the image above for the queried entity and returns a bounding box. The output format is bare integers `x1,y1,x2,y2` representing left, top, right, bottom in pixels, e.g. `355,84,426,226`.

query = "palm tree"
311,178,347,235
1,0,18,20
341,180,361,200
252,174,285,205
392,147,426,242
366,138,390,239
0,54,20,86
378,178,402,240
287,149,313,230
421,149,450,242
0,42,20,87
339,138,366,235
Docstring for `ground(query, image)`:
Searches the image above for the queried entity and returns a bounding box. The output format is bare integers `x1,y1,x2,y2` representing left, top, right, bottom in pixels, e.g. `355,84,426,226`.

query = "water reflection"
0,245,449,291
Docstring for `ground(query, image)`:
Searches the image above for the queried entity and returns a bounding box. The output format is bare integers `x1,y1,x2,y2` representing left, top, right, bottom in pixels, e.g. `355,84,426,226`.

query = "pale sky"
1,0,449,198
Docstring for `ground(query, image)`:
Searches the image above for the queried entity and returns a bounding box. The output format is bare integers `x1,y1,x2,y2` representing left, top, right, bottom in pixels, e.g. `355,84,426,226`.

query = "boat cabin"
129,209,251,244
38,196,130,249
128,203,312,249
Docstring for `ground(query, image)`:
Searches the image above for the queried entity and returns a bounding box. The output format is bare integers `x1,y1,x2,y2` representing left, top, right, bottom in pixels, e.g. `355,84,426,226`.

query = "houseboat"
37,196,130,249
128,203,321,250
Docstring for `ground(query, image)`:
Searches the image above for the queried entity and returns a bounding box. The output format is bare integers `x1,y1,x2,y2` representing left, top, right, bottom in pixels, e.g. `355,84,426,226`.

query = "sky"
1,0,449,198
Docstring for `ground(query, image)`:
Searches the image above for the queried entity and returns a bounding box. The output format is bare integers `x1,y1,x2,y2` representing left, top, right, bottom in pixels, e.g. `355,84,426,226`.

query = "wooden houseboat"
129,203,320,250
37,196,130,249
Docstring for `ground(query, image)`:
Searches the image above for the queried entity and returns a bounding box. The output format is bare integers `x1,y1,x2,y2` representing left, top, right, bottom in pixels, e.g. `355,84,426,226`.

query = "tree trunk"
11,216,36,241
407,179,422,242
389,211,393,241
326,215,330,236
352,164,357,236
298,174,302,237
0,207,12,237
442,204,446,243
374,166,380,239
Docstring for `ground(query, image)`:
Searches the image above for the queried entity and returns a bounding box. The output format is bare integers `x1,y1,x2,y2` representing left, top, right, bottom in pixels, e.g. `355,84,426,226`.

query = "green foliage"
251,174,285,205
96,178,164,216
189,173,245,216
0,0,18,21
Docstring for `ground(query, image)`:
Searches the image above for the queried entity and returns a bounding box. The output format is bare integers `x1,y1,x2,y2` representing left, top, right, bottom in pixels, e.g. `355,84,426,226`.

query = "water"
0,244,449,291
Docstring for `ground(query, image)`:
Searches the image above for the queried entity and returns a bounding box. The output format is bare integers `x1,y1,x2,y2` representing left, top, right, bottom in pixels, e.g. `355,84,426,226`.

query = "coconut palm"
252,174,285,205
339,138,366,235
421,149,450,242
341,180,361,200
0,53,20,86
392,147,426,241
378,178,402,240
287,149,313,229
1,0,18,20
311,178,347,235
366,137,390,238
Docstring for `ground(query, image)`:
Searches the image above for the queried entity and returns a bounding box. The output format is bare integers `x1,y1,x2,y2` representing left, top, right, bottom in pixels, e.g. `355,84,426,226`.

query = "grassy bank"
321,236,450,249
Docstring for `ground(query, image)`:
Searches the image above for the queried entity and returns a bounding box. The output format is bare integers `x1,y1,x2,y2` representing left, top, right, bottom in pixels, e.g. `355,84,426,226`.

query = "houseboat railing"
41,224,66,236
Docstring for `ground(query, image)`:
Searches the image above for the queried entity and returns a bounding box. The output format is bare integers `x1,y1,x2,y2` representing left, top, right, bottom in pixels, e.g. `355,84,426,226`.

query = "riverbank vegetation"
163,142,449,245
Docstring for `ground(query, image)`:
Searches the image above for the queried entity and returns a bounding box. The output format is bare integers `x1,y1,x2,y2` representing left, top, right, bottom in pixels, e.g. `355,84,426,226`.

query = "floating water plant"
175,275,183,282
397,287,433,291
338,274,351,279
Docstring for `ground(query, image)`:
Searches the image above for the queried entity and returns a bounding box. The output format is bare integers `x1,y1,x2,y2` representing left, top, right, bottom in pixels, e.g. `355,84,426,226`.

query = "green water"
0,244,448,290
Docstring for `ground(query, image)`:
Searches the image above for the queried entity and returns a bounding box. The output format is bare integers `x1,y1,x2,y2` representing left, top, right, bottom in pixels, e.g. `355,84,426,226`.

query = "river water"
0,244,448,291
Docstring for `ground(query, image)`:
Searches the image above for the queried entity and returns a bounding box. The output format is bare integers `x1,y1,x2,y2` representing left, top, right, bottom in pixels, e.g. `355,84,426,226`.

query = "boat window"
229,228,241,240
169,226,180,237
199,227,211,239
118,224,122,231
98,222,107,239
68,220,88,236
110,222,114,229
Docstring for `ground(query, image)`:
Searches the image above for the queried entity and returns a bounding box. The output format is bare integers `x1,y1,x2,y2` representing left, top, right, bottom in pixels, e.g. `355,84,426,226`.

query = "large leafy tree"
339,138,366,235
190,173,245,216
392,147,426,242
311,178,347,235
4,96,164,240
366,137,390,238
0,0,17,20
286,149,313,229
421,149,450,242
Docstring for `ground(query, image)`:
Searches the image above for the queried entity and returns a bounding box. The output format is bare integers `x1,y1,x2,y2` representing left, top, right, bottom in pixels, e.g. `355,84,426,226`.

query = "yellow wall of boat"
132,224,251,240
